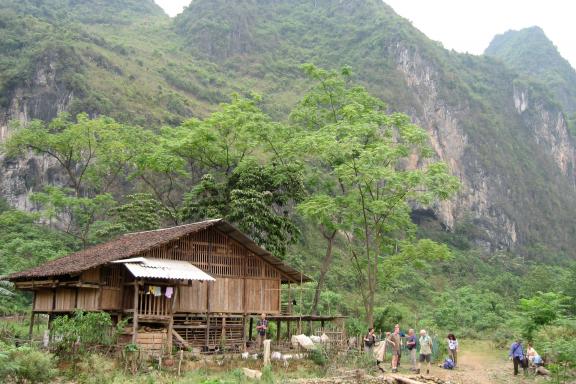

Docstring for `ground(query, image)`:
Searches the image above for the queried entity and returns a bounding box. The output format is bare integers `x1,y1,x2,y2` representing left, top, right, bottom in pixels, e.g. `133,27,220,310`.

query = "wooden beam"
28,292,36,341
276,320,281,342
167,316,174,355
171,329,189,349
132,282,139,344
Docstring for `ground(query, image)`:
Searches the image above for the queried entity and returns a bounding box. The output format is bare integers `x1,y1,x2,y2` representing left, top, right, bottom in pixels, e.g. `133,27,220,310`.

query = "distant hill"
486,26,576,120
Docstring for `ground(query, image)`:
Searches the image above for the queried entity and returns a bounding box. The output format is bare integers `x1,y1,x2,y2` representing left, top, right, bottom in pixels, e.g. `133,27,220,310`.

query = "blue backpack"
443,357,455,369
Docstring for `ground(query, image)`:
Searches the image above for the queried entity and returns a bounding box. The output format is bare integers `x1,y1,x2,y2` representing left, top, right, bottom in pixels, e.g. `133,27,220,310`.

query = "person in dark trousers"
256,313,268,350
509,339,527,376
364,327,376,352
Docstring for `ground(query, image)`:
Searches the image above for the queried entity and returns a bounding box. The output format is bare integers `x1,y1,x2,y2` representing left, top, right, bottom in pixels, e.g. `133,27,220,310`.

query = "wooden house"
8,219,311,353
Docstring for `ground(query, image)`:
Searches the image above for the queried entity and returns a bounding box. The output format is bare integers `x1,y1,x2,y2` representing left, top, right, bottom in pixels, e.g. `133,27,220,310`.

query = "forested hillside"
1,0,576,366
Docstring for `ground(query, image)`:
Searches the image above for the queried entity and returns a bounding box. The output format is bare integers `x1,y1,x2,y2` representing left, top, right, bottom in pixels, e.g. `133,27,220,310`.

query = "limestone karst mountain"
1,0,575,256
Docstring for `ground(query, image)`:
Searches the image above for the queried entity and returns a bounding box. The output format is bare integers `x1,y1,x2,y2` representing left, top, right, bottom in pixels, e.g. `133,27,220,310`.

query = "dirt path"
418,340,542,384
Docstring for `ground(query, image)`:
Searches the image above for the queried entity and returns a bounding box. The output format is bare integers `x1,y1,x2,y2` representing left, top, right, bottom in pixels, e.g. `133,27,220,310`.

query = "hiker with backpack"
508,339,528,376
447,333,459,367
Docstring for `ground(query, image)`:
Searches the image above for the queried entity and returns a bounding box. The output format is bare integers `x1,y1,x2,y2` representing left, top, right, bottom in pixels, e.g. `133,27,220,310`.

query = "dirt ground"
294,341,547,384
431,340,524,383
389,340,548,384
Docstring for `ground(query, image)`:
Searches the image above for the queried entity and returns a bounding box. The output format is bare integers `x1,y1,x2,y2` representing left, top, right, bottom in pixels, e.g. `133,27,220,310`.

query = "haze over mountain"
1,0,576,259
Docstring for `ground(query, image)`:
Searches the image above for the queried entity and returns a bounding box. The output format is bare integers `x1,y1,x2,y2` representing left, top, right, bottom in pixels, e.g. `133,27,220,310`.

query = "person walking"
509,339,527,376
256,313,268,350
447,334,459,367
388,324,401,372
417,329,433,374
364,327,376,353
406,328,417,371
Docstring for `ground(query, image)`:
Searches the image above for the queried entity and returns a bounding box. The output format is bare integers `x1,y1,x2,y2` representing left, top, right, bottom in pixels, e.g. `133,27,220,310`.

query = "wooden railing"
137,291,172,318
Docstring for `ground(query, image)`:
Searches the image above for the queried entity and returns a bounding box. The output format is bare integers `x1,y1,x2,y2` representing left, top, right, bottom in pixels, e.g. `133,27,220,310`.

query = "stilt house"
8,219,311,353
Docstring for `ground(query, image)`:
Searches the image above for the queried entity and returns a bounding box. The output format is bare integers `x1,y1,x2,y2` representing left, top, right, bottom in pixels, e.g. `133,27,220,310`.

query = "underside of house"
7,219,338,354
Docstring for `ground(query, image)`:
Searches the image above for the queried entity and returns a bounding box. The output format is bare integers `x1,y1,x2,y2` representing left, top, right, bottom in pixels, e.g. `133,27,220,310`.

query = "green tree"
4,113,149,246
518,292,570,340
292,65,459,325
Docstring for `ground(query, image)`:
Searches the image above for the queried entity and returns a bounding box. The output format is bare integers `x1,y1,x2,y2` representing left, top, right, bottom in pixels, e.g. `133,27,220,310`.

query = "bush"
76,353,117,384
309,346,328,366
51,310,114,359
0,342,57,383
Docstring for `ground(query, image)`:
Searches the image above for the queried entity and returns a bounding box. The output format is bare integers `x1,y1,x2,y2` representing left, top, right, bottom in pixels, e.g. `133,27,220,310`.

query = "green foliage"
76,353,117,384
260,364,276,384
309,345,329,366
0,207,73,275
432,287,508,334
534,320,576,383
51,310,114,359
518,292,570,340
0,342,57,384
292,64,459,324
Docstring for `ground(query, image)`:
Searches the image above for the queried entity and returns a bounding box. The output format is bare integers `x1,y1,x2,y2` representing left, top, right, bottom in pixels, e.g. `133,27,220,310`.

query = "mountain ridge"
1,0,575,258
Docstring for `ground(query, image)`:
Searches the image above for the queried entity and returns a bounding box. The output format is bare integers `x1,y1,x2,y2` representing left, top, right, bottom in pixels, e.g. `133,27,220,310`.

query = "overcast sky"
154,0,576,69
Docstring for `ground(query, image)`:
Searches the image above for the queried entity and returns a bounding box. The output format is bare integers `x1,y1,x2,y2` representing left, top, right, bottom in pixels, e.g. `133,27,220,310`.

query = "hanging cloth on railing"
165,286,174,299
147,285,154,295
153,286,162,296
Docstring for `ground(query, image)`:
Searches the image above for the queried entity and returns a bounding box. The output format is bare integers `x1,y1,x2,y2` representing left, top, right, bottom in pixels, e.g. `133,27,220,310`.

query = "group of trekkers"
363,324,456,374
508,339,544,376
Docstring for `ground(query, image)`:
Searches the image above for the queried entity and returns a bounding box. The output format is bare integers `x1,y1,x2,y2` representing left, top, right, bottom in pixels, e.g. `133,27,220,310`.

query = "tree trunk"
311,229,337,315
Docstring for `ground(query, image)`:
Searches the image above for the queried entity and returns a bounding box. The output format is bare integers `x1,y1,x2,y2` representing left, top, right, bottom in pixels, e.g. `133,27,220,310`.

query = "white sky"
154,0,576,69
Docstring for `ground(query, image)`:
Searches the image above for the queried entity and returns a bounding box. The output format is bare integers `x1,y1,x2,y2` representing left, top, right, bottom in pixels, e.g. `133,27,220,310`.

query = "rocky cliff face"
387,42,576,251
0,50,74,209
2,0,576,255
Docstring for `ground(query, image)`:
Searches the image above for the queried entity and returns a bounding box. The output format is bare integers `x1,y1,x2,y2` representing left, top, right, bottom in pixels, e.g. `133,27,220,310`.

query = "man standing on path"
406,328,417,371
388,324,402,372
417,329,433,374
256,313,268,350
508,339,527,376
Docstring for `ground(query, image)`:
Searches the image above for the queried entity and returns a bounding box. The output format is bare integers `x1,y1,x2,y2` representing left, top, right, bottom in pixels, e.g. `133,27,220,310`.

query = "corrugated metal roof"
114,258,215,281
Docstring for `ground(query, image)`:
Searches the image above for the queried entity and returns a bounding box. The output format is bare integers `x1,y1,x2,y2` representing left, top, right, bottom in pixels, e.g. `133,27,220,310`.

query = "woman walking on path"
447,334,459,367
406,329,417,371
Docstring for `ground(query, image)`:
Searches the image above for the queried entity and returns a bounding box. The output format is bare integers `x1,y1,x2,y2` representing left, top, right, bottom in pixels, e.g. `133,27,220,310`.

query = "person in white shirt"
447,333,459,367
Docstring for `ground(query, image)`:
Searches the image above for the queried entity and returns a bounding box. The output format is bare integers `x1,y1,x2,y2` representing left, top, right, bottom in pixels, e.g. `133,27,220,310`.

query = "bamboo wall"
140,228,282,314
32,227,283,315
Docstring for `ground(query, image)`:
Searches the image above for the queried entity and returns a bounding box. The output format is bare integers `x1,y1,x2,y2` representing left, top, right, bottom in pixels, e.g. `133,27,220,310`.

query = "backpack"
443,358,455,369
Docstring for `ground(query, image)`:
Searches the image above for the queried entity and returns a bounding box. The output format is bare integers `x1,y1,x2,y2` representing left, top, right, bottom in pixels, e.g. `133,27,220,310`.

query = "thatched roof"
7,219,311,283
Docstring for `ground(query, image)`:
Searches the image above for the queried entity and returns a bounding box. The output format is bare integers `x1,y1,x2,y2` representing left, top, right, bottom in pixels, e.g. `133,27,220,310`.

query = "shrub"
76,353,117,384
309,346,328,366
0,342,57,383
51,310,114,359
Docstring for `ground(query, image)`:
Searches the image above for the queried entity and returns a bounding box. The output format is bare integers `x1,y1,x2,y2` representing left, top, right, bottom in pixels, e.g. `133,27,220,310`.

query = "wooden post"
51,288,56,312
28,311,35,341
249,316,254,342
287,283,292,314
167,316,174,355
276,320,281,343
206,241,212,348
242,315,247,351
132,281,139,344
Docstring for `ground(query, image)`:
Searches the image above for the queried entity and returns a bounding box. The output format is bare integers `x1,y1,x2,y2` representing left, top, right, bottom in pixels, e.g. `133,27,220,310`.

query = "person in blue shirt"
509,339,527,376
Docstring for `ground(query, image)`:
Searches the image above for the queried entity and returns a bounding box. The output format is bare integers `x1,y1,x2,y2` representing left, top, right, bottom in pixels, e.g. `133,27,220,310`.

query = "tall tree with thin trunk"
292,64,459,325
